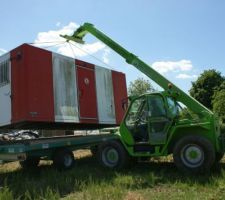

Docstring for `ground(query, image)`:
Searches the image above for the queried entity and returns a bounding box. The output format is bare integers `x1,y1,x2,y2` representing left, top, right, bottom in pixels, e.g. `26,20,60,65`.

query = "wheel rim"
181,144,204,168
64,154,73,167
102,147,119,167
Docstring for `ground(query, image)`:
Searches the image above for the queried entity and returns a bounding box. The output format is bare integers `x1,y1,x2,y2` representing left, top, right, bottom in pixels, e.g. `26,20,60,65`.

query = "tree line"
189,69,225,132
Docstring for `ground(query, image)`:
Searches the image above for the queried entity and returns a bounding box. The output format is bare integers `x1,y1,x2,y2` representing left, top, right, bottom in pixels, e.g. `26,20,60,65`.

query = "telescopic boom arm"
60,23,213,117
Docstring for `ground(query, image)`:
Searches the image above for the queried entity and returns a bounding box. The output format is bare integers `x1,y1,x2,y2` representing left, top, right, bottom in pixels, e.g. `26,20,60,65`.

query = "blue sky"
0,0,224,93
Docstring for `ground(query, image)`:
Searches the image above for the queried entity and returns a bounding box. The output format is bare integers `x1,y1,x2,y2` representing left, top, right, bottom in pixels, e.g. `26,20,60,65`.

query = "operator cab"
125,93,178,145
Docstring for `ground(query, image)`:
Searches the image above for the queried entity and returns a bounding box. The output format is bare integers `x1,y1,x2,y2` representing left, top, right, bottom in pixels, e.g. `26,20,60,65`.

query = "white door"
0,53,11,126
95,66,116,124
52,53,79,122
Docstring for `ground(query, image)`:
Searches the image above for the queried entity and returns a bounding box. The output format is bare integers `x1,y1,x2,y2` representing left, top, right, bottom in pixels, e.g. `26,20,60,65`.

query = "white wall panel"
52,53,79,122
0,53,11,126
95,66,116,124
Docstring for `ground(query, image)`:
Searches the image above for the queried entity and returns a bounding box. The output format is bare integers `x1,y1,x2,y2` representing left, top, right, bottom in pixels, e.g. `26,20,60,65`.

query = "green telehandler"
61,23,225,173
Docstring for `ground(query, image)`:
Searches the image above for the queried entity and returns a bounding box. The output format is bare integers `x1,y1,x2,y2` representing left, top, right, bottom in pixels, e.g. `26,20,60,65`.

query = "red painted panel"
11,44,54,123
11,44,27,123
76,59,95,70
112,71,128,124
76,60,98,123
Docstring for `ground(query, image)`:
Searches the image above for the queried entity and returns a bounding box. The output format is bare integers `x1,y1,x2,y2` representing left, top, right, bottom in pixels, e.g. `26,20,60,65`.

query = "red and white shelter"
0,44,127,129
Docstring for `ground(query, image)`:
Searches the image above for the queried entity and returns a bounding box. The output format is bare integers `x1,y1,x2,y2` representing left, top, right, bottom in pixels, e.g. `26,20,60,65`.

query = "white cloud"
176,73,198,79
0,48,7,55
102,48,110,64
152,60,193,74
34,22,107,59
56,22,61,27
57,42,105,57
35,22,78,45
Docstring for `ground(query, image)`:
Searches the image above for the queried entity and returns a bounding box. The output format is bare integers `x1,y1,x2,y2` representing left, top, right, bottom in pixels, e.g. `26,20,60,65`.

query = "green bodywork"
61,23,224,157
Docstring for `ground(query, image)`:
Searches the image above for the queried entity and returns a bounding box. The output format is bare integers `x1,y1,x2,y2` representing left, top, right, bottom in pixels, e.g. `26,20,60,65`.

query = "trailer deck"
0,133,118,169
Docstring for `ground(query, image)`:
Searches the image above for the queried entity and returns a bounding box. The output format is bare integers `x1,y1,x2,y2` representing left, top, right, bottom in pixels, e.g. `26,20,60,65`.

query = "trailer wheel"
20,157,40,169
97,140,130,169
215,152,224,163
53,149,75,170
173,135,215,174
90,145,98,156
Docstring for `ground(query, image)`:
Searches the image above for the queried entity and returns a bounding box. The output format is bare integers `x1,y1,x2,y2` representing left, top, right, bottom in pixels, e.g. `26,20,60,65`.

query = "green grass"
1,150,225,200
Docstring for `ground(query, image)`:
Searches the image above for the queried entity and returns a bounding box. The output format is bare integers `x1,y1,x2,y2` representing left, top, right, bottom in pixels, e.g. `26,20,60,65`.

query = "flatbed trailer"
0,133,118,169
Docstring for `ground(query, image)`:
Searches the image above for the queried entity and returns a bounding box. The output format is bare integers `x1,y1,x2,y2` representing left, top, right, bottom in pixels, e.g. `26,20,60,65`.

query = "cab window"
166,97,179,117
125,97,146,128
148,95,166,117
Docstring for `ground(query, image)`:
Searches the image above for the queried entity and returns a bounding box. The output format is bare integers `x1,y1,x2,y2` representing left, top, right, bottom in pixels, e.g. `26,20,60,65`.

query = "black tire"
97,140,130,169
173,135,215,174
215,152,224,163
20,157,40,169
53,149,75,170
212,152,224,170
90,145,98,156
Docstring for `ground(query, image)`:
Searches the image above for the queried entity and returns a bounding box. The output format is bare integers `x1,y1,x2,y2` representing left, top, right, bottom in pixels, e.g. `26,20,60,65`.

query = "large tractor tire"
173,135,215,174
97,140,130,169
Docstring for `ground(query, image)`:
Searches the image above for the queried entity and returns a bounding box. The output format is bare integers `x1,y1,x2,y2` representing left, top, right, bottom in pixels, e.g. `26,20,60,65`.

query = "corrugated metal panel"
76,60,98,123
112,71,127,124
11,45,28,123
11,44,55,123
95,66,116,124
0,53,11,126
52,53,79,122
25,45,54,122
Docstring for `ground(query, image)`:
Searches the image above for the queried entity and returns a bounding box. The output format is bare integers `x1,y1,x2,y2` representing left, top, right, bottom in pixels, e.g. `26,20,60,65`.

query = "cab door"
147,95,171,145
124,96,148,142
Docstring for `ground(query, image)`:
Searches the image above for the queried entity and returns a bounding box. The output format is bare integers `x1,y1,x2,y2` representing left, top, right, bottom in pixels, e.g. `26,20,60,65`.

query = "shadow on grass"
1,155,225,199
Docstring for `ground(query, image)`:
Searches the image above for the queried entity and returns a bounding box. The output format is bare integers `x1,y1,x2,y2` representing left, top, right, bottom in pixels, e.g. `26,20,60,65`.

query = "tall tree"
213,81,225,120
189,69,224,109
128,77,155,96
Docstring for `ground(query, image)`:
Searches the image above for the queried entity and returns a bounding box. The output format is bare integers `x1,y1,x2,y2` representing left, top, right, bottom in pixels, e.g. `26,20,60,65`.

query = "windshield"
166,97,179,118
148,95,166,117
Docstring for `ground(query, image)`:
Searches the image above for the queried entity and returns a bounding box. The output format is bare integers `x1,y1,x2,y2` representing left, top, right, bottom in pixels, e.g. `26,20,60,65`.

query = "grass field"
0,150,225,200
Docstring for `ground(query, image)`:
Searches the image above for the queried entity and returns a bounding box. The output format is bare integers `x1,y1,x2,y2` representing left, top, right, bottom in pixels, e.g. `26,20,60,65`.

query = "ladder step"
133,144,154,153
